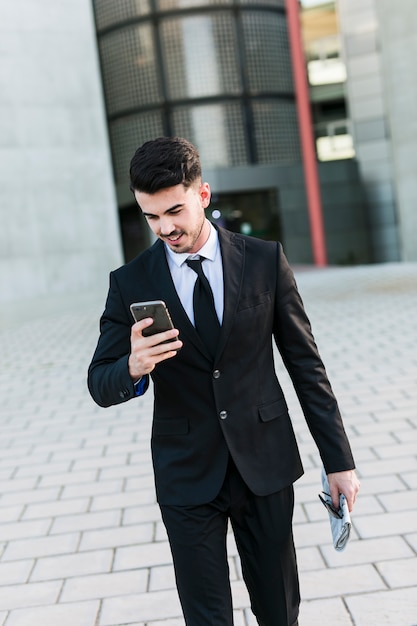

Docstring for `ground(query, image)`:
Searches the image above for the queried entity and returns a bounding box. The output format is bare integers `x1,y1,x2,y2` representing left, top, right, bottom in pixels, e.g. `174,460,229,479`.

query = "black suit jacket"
88,227,355,505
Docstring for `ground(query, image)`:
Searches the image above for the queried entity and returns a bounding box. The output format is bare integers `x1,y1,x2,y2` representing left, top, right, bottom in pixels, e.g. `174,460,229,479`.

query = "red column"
285,0,327,266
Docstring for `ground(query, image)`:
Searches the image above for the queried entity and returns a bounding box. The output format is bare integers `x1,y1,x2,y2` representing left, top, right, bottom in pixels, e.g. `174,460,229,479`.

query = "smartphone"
130,300,177,344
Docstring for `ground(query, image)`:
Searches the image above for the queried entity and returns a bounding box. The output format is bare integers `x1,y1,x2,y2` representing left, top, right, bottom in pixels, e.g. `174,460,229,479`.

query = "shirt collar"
165,221,219,268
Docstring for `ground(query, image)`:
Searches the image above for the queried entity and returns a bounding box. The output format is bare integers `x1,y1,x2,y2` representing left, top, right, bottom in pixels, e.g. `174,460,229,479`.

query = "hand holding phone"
128,300,181,381
130,300,178,344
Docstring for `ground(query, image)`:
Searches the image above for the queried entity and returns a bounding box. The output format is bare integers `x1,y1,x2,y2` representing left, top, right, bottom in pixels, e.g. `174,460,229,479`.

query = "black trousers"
160,458,300,626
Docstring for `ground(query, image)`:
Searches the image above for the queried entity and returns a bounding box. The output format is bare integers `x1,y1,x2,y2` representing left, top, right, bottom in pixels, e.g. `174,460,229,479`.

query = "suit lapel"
216,227,245,358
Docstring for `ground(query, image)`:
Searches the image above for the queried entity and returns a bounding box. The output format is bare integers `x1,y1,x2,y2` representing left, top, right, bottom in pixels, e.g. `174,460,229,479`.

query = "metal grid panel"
109,112,164,183
93,0,151,31
99,24,162,115
252,99,300,164
172,102,248,167
158,0,232,9
242,11,293,94
238,0,285,6
160,13,241,100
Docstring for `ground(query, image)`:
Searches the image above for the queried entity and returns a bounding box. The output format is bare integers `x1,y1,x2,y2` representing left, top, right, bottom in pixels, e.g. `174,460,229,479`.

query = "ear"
199,182,211,208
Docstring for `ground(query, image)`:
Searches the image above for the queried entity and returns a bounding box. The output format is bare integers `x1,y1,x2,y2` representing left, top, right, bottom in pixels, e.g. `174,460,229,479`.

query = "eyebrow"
141,203,184,218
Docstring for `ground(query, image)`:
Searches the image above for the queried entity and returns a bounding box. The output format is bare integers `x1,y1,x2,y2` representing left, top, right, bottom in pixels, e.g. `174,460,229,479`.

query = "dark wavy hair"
129,136,202,194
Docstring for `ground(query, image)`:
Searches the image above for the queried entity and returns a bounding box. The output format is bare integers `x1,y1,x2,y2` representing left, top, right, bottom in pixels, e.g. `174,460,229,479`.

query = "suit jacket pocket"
153,418,189,436
258,398,288,422
237,291,271,312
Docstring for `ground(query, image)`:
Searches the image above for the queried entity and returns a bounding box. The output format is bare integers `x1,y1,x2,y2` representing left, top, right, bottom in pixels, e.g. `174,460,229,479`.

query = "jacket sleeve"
87,271,150,408
273,244,355,474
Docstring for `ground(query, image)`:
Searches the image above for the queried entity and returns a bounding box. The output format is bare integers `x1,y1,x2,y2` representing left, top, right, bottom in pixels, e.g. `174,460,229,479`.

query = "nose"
159,216,175,236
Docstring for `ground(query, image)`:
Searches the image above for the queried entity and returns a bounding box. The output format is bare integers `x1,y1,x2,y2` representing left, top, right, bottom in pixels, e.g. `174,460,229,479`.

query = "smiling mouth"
165,233,183,243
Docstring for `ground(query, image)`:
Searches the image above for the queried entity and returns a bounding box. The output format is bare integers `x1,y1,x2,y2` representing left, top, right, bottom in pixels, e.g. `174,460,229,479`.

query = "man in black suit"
88,136,360,626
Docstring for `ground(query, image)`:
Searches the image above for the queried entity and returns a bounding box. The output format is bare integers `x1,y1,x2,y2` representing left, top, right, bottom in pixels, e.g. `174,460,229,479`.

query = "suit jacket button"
213,369,221,379
119,390,126,398
219,410,228,420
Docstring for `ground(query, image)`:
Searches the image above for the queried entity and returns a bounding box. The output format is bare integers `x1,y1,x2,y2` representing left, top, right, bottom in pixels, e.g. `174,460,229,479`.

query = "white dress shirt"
165,222,224,326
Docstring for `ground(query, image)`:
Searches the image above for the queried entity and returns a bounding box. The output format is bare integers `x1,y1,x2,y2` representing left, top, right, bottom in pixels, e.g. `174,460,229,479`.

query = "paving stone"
30,549,113,582
0,505,24,524
39,470,98,488
99,589,182,624
50,509,121,535
2,533,80,561
0,580,61,610
377,489,417,512
401,470,417,489
296,546,325,571
114,542,173,571
4,601,99,626
61,569,148,602
79,522,154,551
0,560,33,586
376,556,417,588
148,564,176,592
60,479,123,499
354,510,417,539
320,536,414,568
90,491,152,512
298,597,353,625
122,504,161,526
299,564,386,600
0,519,51,542
346,587,417,626
22,497,90,521
405,532,417,552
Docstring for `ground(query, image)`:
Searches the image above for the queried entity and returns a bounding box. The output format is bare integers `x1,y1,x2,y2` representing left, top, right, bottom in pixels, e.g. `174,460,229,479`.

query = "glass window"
238,0,285,6
158,0,232,9
94,0,151,31
160,14,241,100
209,189,281,241
242,12,293,94
109,112,164,183
99,24,162,115
172,103,248,167
120,204,150,262
252,99,301,164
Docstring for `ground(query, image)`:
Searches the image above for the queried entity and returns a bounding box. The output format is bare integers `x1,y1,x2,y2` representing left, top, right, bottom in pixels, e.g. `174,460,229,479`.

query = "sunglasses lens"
319,493,342,518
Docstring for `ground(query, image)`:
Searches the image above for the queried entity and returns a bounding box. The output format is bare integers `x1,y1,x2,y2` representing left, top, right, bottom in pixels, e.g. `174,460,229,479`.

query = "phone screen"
130,300,176,342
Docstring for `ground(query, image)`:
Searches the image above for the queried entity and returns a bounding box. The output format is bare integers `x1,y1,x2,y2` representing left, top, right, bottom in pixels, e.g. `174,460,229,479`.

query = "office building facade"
2,0,415,305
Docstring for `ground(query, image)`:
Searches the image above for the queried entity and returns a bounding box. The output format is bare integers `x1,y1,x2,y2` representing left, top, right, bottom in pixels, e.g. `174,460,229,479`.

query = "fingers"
128,319,182,380
327,470,361,513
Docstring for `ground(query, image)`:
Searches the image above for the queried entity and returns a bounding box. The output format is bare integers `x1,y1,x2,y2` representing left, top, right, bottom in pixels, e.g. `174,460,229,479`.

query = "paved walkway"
0,262,416,626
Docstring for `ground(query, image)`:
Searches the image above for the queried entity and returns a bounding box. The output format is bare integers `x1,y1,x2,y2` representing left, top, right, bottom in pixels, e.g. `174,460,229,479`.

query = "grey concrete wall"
337,0,401,262
374,0,417,261
0,0,123,304
279,160,370,265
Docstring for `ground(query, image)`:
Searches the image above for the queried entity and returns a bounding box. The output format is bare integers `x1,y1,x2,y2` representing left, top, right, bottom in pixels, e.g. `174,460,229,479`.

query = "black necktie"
186,257,220,358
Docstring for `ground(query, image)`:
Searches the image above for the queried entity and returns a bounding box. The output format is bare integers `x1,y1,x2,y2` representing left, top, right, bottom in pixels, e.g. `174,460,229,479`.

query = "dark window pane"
120,204,149,262
99,24,162,115
158,0,232,9
161,14,241,99
94,0,151,31
252,99,300,164
172,103,248,167
242,11,293,94
238,0,285,6
209,189,281,241
110,112,164,183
